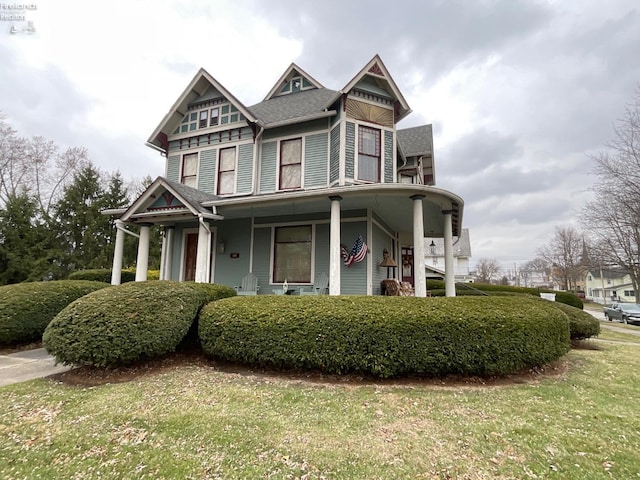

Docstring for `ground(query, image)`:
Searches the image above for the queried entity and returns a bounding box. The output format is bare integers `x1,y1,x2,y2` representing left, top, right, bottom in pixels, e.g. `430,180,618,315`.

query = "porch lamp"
429,240,436,255
379,249,398,278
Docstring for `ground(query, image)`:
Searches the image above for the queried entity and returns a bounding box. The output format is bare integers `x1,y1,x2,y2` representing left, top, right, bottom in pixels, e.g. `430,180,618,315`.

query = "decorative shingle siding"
330,125,340,183
237,143,254,194
167,155,180,183
260,141,277,193
167,126,254,152
345,122,355,180
198,148,217,194
304,133,328,188
384,130,394,183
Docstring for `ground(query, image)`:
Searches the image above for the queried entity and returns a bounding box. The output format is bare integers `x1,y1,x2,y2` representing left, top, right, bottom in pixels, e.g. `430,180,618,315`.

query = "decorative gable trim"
341,55,412,123
147,69,258,150
263,63,325,101
120,176,222,222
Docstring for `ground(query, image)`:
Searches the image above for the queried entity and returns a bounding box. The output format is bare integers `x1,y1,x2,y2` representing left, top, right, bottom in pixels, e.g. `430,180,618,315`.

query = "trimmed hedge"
428,281,584,309
199,296,571,378
68,269,160,283
547,301,600,340
0,281,108,344
43,281,227,367
68,269,135,283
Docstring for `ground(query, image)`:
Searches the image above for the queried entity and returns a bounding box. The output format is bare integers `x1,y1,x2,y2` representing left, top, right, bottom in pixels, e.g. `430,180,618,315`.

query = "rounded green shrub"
68,269,136,283
0,281,108,345
199,296,571,378
546,301,600,340
550,291,583,309
43,281,212,367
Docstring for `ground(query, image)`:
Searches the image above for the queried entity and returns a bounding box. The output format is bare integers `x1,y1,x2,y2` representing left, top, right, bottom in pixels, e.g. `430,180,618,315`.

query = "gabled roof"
397,125,433,158
147,68,257,150
120,176,222,222
341,54,412,122
263,62,325,101
248,87,340,128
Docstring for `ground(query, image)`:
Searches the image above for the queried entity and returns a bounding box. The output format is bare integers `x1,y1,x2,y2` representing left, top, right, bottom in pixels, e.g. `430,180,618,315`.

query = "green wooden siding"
237,143,254,194
304,133,328,188
259,141,277,193
372,222,394,295
314,223,330,283
251,227,272,293
384,130,394,183
167,155,180,182
345,122,355,179
212,218,252,286
340,221,367,295
198,148,216,194
329,125,340,183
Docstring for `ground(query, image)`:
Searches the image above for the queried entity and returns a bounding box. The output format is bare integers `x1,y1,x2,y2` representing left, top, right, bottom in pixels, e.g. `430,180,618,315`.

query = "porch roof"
205,183,463,237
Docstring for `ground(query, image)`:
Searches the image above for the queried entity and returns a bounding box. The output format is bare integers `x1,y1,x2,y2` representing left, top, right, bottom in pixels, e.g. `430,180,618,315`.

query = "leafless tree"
537,226,584,290
581,86,640,295
0,114,89,218
475,257,501,284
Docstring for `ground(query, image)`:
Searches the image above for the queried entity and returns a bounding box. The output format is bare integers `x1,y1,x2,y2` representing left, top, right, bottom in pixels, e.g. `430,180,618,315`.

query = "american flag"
343,235,368,267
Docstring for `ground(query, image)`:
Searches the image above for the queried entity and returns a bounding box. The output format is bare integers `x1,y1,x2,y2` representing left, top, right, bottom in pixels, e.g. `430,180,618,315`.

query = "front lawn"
1,337,639,479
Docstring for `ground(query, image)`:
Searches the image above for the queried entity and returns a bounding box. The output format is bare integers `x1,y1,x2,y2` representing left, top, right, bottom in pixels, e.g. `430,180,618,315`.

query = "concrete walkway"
0,348,73,387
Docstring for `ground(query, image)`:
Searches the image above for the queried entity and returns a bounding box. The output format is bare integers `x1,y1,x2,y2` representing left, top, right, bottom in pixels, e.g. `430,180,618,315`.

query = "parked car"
603,303,640,324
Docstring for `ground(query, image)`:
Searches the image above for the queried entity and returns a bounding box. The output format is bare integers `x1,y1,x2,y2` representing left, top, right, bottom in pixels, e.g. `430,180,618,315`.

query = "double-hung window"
273,225,312,283
358,126,380,182
181,153,198,188
217,147,236,195
279,138,302,190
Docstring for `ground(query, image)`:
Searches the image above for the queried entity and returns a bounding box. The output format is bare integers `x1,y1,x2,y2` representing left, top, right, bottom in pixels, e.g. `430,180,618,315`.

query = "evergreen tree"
0,193,53,284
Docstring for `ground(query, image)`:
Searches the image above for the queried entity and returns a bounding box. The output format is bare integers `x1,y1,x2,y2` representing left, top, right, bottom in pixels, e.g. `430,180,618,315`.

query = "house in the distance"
424,228,473,283
585,268,636,304
105,55,464,296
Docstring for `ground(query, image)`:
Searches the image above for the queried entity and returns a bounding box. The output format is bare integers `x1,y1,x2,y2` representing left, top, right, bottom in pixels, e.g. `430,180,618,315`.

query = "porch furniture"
235,273,259,295
299,272,329,295
382,279,415,296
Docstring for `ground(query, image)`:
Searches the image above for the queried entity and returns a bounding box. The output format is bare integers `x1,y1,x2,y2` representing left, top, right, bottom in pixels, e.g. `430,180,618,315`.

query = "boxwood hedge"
67,269,160,283
546,301,600,340
0,281,108,345
428,281,584,309
199,295,571,378
43,281,232,367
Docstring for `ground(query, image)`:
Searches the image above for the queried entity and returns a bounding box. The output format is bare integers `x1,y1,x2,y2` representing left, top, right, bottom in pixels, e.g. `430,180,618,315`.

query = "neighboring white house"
585,268,636,304
424,228,473,283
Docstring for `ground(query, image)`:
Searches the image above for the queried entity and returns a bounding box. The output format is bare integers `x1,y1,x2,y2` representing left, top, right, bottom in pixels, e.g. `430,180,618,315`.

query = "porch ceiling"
209,184,463,237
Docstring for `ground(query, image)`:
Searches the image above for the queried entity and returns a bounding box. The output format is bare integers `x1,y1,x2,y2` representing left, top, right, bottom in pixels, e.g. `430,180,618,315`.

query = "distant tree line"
0,113,160,285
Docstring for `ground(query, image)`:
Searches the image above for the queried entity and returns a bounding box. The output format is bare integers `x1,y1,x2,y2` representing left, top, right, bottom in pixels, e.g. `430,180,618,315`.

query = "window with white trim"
181,153,198,188
217,147,236,195
279,138,302,190
273,225,312,283
358,126,380,182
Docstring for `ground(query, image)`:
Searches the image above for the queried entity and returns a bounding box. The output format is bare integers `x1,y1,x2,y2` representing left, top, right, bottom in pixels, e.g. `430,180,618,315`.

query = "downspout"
252,124,265,195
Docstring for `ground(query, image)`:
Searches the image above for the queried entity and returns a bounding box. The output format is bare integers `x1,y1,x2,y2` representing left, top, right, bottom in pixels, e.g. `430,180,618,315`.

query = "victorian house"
106,55,464,297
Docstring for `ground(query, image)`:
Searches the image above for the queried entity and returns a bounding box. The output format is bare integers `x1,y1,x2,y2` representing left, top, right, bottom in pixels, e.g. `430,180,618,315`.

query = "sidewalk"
0,348,73,387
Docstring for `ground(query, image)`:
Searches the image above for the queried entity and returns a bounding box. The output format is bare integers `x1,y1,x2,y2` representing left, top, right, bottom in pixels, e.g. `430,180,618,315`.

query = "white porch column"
111,219,126,285
411,195,427,297
443,211,456,297
163,227,174,281
195,219,211,283
135,224,151,282
329,196,342,295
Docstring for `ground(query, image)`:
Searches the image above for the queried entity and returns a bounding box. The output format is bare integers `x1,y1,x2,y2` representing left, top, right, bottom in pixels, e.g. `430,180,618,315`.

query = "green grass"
2,341,640,479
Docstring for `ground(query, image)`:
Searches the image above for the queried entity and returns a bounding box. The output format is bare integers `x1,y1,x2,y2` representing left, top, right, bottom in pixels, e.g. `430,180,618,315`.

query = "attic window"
291,77,301,92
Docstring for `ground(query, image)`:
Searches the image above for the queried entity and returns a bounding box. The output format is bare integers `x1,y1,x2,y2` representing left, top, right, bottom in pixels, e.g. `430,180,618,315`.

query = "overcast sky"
1,0,639,270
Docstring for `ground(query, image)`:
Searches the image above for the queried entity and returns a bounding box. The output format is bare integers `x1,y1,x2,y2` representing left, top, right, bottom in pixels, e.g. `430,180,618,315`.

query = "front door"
184,233,198,281
401,246,414,285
